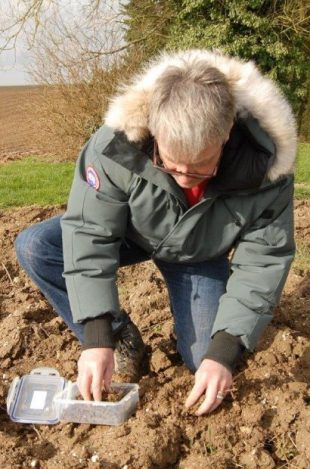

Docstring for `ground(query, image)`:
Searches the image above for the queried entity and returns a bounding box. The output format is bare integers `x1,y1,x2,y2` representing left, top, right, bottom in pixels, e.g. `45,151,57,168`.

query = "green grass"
0,142,309,210
293,241,310,275
0,156,75,209
295,142,310,198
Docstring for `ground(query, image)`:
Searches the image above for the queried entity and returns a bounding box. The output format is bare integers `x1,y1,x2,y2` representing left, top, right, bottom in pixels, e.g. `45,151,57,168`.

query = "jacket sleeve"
60,133,130,324
210,176,295,352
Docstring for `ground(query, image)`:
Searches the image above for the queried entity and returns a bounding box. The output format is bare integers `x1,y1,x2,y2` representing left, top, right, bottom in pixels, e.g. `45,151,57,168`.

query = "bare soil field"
0,85,100,163
0,86,52,161
0,200,309,468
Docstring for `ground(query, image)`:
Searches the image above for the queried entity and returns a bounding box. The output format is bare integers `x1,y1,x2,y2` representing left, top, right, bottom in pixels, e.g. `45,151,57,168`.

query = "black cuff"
203,331,245,373
81,314,115,350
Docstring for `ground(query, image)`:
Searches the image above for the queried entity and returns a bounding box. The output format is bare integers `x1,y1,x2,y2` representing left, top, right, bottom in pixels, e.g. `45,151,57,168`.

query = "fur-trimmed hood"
104,49,297,181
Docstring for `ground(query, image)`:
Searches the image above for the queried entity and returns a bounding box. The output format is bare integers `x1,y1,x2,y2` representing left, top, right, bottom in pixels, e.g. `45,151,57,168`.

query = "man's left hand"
185,358,232,416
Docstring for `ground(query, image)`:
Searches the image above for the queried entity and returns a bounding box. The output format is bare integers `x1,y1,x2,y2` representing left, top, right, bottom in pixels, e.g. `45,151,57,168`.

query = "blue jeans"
15,215,229,371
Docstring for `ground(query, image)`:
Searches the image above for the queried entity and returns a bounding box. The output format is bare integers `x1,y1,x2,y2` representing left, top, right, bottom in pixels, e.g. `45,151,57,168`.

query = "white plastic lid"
7,367,66,424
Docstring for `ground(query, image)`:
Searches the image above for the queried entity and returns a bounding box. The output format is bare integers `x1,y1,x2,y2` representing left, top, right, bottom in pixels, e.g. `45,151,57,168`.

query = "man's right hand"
77,348,115,401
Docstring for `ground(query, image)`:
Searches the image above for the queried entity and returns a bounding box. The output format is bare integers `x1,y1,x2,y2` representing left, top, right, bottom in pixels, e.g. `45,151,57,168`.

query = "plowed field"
0,200,309,468
0,86,49,162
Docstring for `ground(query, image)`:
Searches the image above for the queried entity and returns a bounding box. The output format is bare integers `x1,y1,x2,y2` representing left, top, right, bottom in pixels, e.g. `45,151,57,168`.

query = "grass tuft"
295,142,310,198
0,156,75,209
293,241,310,274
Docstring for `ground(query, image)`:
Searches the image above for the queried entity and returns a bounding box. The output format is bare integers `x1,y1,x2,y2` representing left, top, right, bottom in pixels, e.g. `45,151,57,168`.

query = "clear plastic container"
7,367,139,426
55,382,139,426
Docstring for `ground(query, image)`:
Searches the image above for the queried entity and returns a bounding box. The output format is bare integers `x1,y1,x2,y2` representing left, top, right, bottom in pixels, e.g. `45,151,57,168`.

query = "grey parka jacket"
61,50,297,358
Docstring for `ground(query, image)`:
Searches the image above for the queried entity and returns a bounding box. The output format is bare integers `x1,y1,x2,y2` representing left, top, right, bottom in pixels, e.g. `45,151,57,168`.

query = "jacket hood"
104,49,297,181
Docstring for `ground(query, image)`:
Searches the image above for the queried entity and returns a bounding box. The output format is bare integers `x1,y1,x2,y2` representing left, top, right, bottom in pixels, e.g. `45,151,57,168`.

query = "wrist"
82,314,115,350
203,331,245,373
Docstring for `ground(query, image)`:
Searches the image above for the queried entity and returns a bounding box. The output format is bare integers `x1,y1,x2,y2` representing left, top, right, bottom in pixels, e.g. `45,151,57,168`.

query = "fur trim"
104,49,297,180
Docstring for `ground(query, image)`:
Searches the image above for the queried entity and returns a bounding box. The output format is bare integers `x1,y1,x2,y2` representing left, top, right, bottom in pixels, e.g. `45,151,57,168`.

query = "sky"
0,0,123,87
0,0,35,86
0,45,34,86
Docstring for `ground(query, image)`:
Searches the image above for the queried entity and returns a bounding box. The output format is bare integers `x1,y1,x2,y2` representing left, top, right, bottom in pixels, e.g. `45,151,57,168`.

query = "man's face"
154,141,223,188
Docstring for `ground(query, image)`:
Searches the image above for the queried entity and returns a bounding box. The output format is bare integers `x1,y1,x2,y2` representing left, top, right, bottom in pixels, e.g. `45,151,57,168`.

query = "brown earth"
0,200,309,468
0,86,63,162
0,83,107,164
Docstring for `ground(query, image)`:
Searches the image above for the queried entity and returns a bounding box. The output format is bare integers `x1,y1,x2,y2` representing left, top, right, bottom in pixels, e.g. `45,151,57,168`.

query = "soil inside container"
74,390,127,402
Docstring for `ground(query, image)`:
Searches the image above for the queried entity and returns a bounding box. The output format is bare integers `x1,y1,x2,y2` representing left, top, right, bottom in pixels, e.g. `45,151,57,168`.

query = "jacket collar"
102,131,188,206
102,119,278,202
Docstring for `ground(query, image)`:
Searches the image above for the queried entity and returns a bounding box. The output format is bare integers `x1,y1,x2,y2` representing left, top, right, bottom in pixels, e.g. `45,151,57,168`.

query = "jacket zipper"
151,195,218,257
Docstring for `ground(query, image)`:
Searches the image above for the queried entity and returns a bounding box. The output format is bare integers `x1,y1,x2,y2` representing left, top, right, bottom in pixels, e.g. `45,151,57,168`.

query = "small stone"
30,460,39,468
240,426,252,434
239,449,275,468
91,454,99,463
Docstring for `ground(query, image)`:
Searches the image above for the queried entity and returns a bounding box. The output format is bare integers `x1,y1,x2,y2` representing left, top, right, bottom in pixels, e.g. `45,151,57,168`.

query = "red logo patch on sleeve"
86,165,100,191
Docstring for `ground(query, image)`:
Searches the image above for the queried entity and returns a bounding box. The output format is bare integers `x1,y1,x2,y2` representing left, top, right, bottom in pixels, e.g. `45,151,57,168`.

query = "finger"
207,387,231,413
195,383,219,416
185,380,207,409
92,370,104,401
103,363,114,392
207,399,224,414
78,372,92,401
204,392,226,415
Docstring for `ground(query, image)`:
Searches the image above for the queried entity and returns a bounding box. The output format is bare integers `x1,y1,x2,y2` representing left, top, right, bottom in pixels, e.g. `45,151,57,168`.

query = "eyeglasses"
153,141,223,180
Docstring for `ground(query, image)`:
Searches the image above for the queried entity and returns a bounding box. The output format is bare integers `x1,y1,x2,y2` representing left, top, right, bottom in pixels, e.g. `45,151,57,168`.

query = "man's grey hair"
148,60,235,162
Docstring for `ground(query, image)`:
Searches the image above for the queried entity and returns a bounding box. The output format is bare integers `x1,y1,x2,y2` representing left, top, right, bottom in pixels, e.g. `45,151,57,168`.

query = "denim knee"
180,354,197,373
15,224,45,270
177,345,200,373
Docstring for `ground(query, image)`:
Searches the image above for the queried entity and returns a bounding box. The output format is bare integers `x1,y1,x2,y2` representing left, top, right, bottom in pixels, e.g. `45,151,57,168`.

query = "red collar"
183,179,209,207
